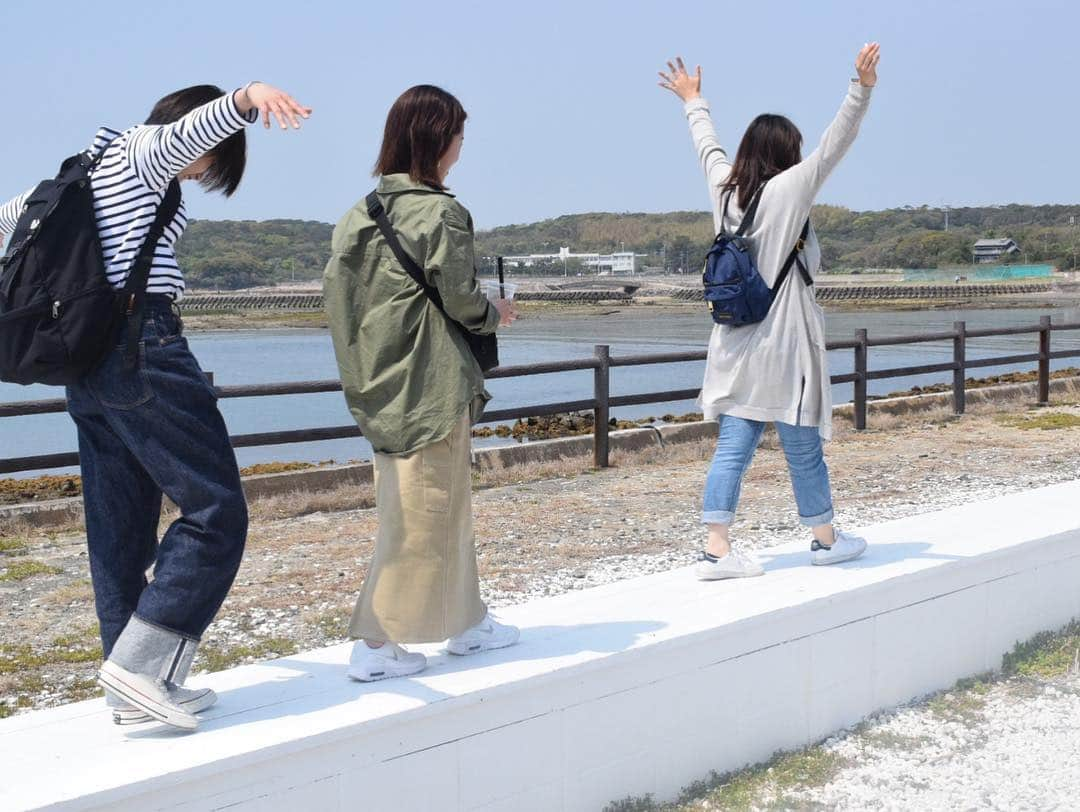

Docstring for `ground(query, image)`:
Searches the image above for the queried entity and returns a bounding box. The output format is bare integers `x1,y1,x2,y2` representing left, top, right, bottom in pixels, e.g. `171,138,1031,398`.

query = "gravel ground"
2,402,1080,803
798,673,1080,810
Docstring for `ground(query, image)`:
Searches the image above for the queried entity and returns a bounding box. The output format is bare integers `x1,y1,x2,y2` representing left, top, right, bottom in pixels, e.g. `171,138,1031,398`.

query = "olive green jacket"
324,174,499,455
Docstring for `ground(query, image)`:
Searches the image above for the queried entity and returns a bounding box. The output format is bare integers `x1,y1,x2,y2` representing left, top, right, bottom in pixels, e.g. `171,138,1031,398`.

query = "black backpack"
0,147,180,386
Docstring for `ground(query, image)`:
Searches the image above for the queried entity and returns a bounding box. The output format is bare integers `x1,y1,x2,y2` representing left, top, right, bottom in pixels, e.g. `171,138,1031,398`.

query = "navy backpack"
702,182,812,326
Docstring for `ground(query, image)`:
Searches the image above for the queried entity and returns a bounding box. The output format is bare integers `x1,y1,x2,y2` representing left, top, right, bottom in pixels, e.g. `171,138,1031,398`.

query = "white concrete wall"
3,482,1079,812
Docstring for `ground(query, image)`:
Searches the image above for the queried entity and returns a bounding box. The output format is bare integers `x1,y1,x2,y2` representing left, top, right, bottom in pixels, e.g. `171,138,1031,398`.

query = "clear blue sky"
1,0,1076,230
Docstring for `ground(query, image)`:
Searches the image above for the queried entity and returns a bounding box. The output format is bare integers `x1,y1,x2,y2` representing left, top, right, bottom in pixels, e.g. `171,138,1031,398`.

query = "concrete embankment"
5,375,1078,529
177,281,1058,312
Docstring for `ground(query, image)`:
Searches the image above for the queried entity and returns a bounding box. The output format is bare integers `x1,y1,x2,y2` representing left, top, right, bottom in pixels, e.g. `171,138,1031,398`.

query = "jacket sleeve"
124,91,259,192
684,97,733,198
425,204,500,335
0,189,31,236
773,81,873,203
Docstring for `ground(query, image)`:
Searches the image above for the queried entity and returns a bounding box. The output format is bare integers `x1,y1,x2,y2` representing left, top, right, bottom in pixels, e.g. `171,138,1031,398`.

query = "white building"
502,247,638,275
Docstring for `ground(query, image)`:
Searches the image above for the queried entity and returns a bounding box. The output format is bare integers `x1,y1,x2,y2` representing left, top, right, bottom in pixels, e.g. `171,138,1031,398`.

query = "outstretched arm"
777,43,879,198
659,57,732,193
125,82,312,191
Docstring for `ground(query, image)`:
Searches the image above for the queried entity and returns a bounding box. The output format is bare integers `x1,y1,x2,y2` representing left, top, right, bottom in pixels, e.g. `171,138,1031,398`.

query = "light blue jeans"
702,415,835,527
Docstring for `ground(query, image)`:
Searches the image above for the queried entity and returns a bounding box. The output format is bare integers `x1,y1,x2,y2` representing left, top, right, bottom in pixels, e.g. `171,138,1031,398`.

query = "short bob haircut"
375,85,467,190
723,114,803,209
145,84,247,197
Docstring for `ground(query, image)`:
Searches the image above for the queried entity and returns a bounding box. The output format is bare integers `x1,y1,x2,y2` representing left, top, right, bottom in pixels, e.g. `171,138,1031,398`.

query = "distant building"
972,238,1020,264
503,247,638,275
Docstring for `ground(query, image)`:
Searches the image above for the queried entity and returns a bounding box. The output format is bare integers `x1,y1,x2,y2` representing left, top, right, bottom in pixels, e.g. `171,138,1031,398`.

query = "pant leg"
65,388,162,658
78,305,247,678
774,421,835,526
701,415,766,525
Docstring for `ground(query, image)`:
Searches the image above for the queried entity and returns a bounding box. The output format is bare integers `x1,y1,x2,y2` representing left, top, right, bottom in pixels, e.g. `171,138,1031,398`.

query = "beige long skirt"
349,412,486,643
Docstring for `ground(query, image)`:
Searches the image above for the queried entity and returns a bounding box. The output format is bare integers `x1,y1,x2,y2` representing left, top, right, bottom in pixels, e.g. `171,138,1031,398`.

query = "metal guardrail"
3,317,1080,475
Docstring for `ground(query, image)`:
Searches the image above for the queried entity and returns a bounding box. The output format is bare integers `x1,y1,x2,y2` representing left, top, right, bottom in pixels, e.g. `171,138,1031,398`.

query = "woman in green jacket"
324,85,519,681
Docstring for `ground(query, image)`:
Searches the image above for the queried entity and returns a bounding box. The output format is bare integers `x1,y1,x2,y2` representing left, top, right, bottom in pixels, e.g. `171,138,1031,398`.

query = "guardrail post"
1038,315,1051,406
853,329,868,430
593,345,611,468
952,321,966,415
204,371,214,386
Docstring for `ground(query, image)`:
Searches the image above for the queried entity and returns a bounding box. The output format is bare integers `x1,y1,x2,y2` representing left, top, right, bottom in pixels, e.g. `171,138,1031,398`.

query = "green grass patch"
196,637,299,673
0,537,29,555
1002,619,1080,679
0,559,61,582
605,747,849,811
996,412,1080,430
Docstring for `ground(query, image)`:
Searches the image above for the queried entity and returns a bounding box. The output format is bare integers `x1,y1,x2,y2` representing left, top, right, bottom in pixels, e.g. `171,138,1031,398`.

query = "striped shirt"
0,91,256,300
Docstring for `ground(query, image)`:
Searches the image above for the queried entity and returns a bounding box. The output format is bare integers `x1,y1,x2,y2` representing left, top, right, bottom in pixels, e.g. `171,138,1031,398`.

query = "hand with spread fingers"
658,56,702,103
235,82,313,130
855,42,881,88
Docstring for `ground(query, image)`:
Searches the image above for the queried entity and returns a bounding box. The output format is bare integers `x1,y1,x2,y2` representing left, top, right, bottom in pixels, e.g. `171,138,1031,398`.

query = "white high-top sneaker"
108,685,217,725
347,642,427,682
811,530,868,566
447,614,520,656
98,660,198,731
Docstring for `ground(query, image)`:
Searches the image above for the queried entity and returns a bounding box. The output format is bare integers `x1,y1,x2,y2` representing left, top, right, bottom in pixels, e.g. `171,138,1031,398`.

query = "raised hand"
658,57,702,102
237,82,313,130
855,42,881,88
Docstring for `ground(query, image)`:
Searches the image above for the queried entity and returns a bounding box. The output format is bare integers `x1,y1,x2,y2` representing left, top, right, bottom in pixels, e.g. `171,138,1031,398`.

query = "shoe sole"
346,662,427,682
447,632,520,657
98,663,198,731
112,690,216,726
695,567,765,581
811,547,867,566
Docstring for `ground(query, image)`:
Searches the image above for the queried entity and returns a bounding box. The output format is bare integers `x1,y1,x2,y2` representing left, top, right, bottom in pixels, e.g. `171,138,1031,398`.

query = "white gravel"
791,674,1080,810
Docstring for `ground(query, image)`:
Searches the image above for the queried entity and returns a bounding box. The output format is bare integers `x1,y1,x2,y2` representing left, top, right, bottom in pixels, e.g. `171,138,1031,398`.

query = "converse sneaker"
811,530,868,566
109,686,218,726
694,548,765,580
347,642,427,682
447,613,520,656
98,660,198,731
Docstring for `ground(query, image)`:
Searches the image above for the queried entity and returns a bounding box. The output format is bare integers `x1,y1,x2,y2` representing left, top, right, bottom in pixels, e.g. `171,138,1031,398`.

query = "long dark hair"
145,85,247,197
722,114,803,209
375,85,467,190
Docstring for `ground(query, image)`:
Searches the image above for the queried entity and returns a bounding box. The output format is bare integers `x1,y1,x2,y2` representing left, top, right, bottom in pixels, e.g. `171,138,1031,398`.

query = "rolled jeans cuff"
107,615,199,686
702,509,736,526
799,507,835,527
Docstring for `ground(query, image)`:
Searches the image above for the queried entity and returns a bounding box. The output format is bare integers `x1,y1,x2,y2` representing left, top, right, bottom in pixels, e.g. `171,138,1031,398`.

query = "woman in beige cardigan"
659,43,880,579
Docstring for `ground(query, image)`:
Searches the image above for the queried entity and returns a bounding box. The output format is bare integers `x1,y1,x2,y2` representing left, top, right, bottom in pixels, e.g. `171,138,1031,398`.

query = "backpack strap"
771,218,813,297
734,183,766,237
122,180,181,369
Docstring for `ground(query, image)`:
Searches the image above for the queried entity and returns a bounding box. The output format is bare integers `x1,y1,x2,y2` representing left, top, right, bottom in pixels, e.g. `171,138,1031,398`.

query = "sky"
1,0,1077,231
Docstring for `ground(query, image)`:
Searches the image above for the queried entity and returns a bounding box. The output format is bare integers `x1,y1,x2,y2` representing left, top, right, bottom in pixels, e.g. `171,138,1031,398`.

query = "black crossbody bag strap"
733,183,766,237
365,191,452,313
771,218,813,296
122,180,181,369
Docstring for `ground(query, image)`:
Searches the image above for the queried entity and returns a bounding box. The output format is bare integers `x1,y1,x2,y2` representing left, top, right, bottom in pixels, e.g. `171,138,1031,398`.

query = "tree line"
175,204,1080,289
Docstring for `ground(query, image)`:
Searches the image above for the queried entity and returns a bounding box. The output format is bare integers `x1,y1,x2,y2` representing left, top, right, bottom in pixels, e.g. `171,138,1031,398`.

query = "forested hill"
175,204,1080,288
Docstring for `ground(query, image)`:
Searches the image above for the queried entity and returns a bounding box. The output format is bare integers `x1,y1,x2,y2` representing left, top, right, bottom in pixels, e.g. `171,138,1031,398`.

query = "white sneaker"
109,686,218,726
694,548,765,580
347,641,427,682
447,613,520,656
811,530,868,566
98,660,198,731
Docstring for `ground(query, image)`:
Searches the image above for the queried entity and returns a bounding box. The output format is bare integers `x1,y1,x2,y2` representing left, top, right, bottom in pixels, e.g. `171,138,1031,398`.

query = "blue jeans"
702,415,834,527
66,298,247,658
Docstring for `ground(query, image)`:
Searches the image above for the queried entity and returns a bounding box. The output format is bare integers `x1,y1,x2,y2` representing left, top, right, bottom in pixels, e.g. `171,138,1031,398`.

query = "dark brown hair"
723,114,803,209
375,85,467,190
145,85,247,197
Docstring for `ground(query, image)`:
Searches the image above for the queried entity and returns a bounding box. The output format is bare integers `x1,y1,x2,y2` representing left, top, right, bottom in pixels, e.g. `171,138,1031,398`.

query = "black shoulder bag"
365,191,499,373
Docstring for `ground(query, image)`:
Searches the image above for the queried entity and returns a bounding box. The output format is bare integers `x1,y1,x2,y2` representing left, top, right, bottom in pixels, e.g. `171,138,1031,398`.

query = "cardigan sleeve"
124,91,259,192
684,97,733,198
774,81,873,202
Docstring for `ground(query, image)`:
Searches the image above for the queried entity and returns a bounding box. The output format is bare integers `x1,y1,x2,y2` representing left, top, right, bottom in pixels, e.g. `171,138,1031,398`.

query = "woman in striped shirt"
0,81,311,731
